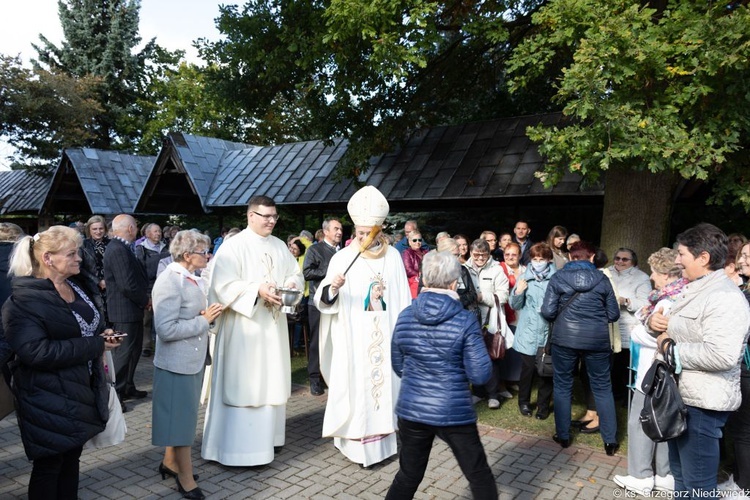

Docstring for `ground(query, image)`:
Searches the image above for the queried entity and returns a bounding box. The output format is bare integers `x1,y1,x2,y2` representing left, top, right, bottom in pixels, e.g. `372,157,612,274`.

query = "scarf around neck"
644,277,688,316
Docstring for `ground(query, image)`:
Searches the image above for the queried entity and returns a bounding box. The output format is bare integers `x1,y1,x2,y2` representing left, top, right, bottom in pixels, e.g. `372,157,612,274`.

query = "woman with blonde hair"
3,226,120,499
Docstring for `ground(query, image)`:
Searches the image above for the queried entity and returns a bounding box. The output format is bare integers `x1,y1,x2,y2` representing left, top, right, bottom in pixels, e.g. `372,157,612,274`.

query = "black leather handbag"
639,339,688,442
535,292,580,378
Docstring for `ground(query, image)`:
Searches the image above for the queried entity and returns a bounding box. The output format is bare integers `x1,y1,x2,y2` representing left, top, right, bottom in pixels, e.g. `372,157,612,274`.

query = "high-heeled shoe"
159,462,198,481
176,476,205,500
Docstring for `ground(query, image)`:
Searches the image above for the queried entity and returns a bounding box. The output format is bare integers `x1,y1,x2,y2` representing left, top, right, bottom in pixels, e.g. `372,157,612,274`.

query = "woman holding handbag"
648,224,750,499
541,240,620,454
464,239,510,409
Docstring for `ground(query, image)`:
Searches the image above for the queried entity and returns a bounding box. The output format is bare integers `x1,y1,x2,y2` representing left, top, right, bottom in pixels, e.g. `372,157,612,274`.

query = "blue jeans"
385,418,497,499
668,405,729,499
552,344,617,443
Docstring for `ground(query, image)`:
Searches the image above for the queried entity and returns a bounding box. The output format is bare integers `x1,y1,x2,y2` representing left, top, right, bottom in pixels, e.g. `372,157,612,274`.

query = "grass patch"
291,353,309,386
475,382,629,453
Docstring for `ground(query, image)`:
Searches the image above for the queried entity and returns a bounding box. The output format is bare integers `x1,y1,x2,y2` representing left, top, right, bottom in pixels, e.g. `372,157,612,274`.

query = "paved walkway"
0,357,626,499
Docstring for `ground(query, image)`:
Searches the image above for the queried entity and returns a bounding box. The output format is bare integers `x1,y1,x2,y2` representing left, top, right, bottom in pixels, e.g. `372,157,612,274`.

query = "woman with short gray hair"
151,230,223,499
387,250,496,498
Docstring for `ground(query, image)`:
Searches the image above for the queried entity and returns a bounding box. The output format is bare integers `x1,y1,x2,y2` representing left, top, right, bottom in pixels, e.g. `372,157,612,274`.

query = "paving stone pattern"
0,358,626,498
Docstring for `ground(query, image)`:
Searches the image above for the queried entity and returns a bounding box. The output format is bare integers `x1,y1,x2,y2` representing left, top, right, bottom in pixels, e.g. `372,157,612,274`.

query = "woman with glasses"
648,224,749,498
464,239,510,409
152,230,223,499
403,232,427,299
608,248,651,404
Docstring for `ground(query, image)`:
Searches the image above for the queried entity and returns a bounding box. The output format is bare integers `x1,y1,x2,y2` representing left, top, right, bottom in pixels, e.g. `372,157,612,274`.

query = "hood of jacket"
556,260,605,292
411,290,464,326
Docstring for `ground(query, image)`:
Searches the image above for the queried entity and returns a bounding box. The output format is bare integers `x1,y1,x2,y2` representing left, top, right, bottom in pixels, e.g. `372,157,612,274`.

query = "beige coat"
667,270,750,411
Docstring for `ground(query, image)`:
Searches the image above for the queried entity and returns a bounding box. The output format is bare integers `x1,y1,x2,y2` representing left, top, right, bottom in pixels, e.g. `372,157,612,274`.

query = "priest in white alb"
201,195,303,466
314,186,412,467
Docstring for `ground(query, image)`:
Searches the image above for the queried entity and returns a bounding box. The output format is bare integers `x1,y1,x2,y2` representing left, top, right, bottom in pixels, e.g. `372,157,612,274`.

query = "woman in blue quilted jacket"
541,240,620,455
386,251,496,500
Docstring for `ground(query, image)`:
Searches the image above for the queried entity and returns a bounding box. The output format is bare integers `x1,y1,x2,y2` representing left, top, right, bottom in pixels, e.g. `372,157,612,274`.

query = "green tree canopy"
33,0,182,152
0,54,102,171
198,0,551,177
507,0,750,208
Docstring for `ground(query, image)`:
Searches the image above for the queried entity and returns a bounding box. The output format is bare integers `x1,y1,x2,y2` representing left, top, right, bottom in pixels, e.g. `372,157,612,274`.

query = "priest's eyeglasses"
251,211,280,222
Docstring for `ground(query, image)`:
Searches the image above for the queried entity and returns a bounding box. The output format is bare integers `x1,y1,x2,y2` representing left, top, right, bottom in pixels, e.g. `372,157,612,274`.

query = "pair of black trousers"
385,418,497,499
306,304,322,383
111,320,144,394
727,366,750,489
29,445,83,500
518,352,553,411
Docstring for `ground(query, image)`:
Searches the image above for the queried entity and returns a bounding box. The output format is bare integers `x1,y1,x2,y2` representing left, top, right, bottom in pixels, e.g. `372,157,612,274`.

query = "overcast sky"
0,0,242,168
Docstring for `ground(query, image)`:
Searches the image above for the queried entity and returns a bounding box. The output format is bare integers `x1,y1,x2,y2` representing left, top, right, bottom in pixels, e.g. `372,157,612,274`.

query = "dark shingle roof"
42,149,155,215
135,132,250,213
207,139,348,207
199,113,599,210
0,170,52,215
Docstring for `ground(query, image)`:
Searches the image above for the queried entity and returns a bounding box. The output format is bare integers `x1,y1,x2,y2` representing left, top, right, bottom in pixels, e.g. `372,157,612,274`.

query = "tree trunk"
599,167,681,273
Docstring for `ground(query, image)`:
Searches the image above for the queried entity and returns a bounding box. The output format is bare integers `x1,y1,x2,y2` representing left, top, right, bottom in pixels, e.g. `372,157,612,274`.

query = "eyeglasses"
251,211,280,222
614,257,632,262
411,238,422,242
191,250,210,256
471,252,489,258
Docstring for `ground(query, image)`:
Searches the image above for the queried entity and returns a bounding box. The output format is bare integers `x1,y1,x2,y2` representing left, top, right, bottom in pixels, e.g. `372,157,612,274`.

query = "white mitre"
347,185,389,226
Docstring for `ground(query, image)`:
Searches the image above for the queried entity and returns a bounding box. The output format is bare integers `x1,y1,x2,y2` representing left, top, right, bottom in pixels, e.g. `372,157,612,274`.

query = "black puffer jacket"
541,260,620,351
2,276,108,459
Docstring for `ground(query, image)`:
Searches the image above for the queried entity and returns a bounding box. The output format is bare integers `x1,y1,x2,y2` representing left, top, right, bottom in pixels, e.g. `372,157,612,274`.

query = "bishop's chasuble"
314,238,411,466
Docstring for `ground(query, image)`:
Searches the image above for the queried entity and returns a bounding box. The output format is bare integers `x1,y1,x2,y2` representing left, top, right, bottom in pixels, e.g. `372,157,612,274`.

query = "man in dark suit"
513,220,533,266
104,214,149,402
302,218,342,396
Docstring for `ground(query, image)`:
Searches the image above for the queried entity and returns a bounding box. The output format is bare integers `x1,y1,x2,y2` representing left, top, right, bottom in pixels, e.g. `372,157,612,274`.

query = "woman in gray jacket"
152,231,223,499
649,223,750,499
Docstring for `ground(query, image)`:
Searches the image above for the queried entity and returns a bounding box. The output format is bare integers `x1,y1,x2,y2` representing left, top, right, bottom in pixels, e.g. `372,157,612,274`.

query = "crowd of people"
0,185,748,500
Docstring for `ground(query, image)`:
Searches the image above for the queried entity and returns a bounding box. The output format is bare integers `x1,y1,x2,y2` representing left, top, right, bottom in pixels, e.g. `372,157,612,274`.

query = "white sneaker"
498,390,513,399
654,474,675,492
613,475,654,496
488,398,501,409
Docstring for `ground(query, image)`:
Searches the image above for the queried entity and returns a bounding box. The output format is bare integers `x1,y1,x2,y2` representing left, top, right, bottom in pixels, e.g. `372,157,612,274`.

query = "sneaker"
488,398,501,409
654,474,675,492
498,390,513,399
613,475,654,496
718,474,736,491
